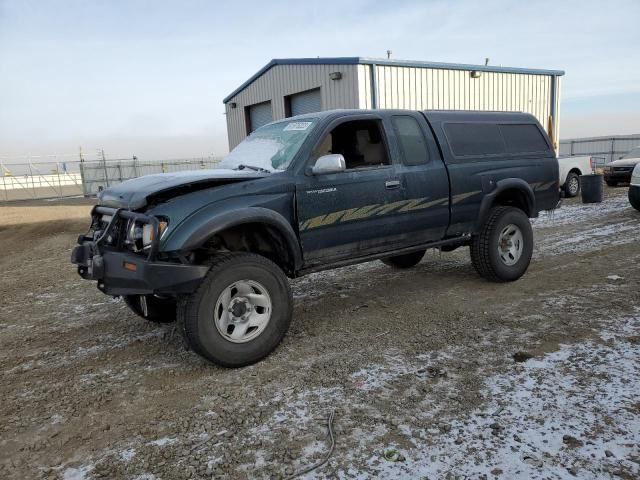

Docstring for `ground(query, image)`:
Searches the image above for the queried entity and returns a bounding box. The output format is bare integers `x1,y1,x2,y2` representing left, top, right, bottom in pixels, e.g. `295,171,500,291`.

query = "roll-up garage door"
248,101,273,132
290,88,321,116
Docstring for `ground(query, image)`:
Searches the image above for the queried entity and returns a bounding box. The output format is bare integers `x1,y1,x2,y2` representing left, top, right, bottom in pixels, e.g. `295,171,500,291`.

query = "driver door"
295,116,405,265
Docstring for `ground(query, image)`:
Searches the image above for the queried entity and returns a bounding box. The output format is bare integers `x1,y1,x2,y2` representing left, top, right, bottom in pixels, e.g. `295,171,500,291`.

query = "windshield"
220,119,319,171
622,146,640,159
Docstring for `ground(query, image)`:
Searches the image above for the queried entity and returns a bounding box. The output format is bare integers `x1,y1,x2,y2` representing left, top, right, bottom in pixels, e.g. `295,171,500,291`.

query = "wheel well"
493,188,532,216
568,168,582,176
197,223,295,276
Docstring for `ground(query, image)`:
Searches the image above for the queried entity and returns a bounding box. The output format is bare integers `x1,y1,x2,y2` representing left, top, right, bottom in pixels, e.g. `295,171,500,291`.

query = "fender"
164,207,303,271
474,178,536,232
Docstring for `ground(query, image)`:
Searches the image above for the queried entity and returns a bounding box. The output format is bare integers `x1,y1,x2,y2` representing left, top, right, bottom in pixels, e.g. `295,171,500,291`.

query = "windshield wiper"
236,164,272,173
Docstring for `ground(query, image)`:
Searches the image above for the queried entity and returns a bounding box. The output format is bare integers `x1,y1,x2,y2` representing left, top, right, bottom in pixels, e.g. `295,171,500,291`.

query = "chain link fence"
0,156,221,202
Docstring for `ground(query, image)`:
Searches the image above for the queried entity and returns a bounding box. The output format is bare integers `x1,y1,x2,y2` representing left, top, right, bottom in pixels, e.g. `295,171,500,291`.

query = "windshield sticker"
283,122,312,131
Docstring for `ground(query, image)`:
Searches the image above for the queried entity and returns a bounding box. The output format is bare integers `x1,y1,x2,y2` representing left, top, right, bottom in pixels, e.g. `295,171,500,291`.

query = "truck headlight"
126,218,168,251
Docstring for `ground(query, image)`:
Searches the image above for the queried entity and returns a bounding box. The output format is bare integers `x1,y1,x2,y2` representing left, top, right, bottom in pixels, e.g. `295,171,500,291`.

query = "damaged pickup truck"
71,109,560,367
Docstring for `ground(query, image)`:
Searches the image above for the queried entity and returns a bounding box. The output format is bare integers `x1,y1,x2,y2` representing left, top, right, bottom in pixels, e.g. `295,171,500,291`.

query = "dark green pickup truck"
72,109,560,367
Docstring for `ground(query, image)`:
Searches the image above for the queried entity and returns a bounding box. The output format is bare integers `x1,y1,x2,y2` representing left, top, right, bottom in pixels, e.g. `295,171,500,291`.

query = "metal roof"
223,57,566,103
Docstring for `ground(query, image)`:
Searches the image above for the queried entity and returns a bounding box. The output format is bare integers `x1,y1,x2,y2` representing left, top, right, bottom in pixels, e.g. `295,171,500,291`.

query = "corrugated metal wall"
226,63,560,150
357,64,559,142
225,64,360,148
559,134,640,163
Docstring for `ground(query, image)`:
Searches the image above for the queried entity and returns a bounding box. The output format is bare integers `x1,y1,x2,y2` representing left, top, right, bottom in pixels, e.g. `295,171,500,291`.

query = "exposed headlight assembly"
125,218,169,251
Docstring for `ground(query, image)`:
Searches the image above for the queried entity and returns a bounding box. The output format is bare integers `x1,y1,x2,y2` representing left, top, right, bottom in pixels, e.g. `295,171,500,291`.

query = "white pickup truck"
557,156,594,197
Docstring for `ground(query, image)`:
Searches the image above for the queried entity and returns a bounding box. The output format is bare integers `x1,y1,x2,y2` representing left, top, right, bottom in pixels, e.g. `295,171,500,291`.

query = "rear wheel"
470,206,533,282
124,295,176,323
381,249,426,269
629,186,640,211
564,172,580,197
605,180,618,187
180,252,292,368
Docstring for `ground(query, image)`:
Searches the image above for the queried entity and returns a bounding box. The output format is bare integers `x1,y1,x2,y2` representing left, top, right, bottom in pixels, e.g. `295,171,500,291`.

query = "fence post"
101,150,110,187
132,155,138,178
56,159,63,197
29,161,37,198
610,138,615,163
1,162,7,201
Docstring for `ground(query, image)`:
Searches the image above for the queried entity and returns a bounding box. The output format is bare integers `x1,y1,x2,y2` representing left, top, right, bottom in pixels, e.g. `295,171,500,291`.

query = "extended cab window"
444,123,506,157
392,116,429,166
499,124,550,153
313,119,390,169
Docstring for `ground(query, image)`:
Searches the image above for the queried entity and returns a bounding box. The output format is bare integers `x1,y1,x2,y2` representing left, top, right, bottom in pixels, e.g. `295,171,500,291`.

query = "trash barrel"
580,174,604,204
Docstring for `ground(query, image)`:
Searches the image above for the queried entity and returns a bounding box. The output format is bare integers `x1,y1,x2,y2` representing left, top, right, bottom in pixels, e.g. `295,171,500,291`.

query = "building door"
288,88,321,117
247,101,273,133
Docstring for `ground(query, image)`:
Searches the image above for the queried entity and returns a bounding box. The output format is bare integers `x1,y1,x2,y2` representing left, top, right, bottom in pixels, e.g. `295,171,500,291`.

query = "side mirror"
311,154,346,175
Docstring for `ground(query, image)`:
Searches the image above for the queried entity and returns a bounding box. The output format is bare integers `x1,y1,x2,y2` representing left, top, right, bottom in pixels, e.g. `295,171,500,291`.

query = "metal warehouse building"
560,134,640,163
223,57,564,150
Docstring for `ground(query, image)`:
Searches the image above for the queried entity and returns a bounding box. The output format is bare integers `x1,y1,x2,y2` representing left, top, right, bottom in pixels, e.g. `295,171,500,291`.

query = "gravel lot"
1,189,639,479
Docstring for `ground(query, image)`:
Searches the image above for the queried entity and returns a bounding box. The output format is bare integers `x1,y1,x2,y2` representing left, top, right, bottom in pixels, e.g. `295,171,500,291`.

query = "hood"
98,169,266,210
608,158,640,167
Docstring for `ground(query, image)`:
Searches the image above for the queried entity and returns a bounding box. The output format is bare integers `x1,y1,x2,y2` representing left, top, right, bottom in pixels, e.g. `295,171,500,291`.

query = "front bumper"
604,170,633,182
71,206,208,296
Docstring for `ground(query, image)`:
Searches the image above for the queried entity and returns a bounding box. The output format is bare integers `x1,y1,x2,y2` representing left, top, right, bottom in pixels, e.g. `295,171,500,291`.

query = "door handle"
385,180,401,190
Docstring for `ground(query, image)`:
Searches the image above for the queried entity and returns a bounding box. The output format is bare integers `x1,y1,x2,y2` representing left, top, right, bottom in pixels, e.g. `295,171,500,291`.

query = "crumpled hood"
98,169,266,210
608,158,640,168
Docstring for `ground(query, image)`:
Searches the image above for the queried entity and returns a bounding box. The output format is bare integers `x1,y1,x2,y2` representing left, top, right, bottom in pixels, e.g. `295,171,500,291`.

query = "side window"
499,124,550,153
444,123,506,157
392,116,429,166
312,119,390,169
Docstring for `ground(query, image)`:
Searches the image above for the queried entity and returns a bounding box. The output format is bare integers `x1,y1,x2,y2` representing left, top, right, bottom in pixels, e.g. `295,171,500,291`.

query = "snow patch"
62,464,94,480
345,316,640,479
148,437,178,447
120,447,136,462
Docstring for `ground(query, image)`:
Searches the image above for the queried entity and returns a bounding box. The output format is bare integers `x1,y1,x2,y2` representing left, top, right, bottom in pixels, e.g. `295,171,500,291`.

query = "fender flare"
169,207,303,271
474,178,536,232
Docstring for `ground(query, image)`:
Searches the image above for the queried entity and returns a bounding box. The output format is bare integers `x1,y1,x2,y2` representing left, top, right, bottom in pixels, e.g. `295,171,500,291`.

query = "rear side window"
499,124,549,153
444,123,506,156
392,116,430,165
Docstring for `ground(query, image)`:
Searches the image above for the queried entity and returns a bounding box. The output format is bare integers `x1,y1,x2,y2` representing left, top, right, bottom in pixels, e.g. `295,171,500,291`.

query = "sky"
1,0,639,162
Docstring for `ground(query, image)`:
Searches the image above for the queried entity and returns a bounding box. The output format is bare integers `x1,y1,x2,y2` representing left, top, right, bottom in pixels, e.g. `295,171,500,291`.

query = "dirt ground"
0,189,638,479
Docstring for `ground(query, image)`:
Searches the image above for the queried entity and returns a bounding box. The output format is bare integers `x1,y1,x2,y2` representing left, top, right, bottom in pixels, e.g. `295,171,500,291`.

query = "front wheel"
564,172,580,197
470,206,533,282
180,252,292,368
124,295,176,323
381,249,426,269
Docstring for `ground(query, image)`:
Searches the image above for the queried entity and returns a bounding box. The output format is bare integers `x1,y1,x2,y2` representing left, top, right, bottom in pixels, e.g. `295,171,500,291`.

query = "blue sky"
1,0,639,160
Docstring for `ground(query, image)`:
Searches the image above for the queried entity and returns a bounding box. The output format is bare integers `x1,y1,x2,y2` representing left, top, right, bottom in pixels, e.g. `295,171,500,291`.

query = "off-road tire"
124,295,176,323
564,172,580,197
180,252,292,368
381,249,426,269
470,206,533,282
605,180,618,187
629,187,640,211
